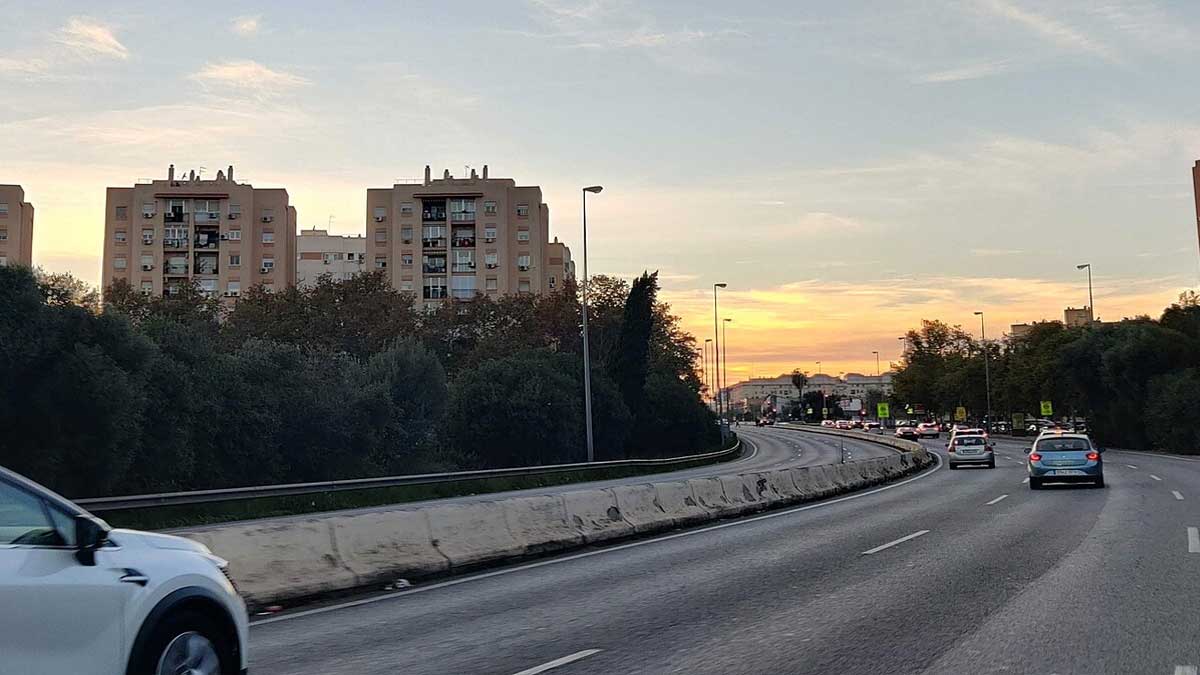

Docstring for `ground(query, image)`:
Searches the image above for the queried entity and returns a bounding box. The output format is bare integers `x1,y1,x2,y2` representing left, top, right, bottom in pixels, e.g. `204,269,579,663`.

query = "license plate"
1046,469,1087,476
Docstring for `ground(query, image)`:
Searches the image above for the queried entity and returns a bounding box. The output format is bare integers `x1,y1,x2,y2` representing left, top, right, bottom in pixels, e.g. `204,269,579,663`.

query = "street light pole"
581,185,602,462
816,361,826,419
1077,263,1094,324
873,350,880,376
713,283,727,425
703,338,713,406
974,311,992,432
723,318,732,423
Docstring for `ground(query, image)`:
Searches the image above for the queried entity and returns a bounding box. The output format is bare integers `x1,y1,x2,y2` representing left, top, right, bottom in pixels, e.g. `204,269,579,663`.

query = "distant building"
0,185,34,268
1010,323,1034,339
367,165,573,309
296,229,366,287
1064,306,1094,328
102,165,297,300
725,372,894,415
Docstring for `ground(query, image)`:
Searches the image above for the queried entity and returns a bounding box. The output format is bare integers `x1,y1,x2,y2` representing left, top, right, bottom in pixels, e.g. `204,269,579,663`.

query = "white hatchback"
0,466,248,675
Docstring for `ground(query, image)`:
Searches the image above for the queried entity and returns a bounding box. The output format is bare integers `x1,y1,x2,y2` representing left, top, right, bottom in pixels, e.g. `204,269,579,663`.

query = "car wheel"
1029,477,1042,490
987,459,996,469
948,463,958,470
1095,475,1105,488
132,609,235,675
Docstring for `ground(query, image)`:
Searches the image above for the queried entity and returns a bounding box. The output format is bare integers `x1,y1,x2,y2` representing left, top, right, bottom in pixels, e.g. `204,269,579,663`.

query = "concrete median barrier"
185,428,935,609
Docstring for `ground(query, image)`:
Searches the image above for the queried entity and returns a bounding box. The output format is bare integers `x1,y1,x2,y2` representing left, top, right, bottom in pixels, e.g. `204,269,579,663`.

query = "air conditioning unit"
219,234,228,241
323,260,330,265
374,216,386,222
142,238,154,245
260,267,271,274
261,216,274,223
518,265,530,271
486,263,498,269
143,212,155,219
208,212,219,219
228,213,240,220
141,264,154,271
484,237,496,243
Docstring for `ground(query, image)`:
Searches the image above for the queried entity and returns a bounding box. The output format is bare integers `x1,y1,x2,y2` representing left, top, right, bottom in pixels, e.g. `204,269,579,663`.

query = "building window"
422,225,446,247
198,279,218,297
485,252,498,268
450,198,476,222
375,229,387,243
452,250,475,272
450,275,477,299
262,231,275,244
375,256,388,269
0,203,8,217
486,277,498,291
484,225,497,242
261,257,275,271
142,202,155,218
229,254,241,267
229,204,242,219
401,227,413,244
114,230,127,243
423,277,447,299
114,257,127,270
400,279,414,291
483,201,497,215
401,253,413,266
262,208,275,222
141,228,154,244
0,230,7,241
400,202,414,216
227,229,241,241
262,283,274,293
0,256,6,266
517,229,530,242
373,206,387,221
422,254,447,273
549,275,556,290
227,281,241,297
196,200,220,220
140,280,153,295
518,279,531,293
140,255,154,270
517,254,530,271
115,206,128,221
516,203,529,217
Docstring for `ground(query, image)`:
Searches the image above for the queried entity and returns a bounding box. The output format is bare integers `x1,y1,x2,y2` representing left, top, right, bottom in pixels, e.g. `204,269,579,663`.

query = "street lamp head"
705,338,713,343
724,318,732,323
974,311,984,316
714,282,727,289
583,185,603,194
1076,263,1090,270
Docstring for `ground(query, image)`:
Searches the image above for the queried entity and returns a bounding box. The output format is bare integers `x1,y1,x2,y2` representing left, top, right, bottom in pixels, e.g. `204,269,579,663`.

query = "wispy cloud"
231,15,261,37
189,60,310,99
0,57,50,77
55,17,129,61
915,59,1014,83
971,248,1025,257
976,0,1118,62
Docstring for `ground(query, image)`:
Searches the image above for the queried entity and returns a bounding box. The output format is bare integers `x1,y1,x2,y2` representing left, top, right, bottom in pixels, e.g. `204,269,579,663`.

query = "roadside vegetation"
0,266,719,498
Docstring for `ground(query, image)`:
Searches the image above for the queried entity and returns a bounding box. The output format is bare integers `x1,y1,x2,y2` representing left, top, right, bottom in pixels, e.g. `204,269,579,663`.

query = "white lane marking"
1173,491,1184,501
1022,477,1030,484
1150,474,1163,481
986,494,1009,505
862,530,931,555
1175,665,1198,675
511,650,603,675
1189,527,1200,554
1126,464,1138,469
253,445,945,626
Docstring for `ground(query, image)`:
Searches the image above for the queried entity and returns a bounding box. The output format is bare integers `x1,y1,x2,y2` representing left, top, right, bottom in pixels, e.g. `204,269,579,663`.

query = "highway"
248,434,1200,674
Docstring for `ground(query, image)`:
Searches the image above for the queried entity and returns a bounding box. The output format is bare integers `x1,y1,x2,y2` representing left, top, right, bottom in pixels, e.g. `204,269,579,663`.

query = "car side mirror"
1095,447,1104,454
74,514,111,566
1023,447,1032,455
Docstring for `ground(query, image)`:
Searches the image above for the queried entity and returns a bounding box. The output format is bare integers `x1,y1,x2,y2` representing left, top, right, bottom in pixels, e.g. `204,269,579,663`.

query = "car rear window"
954,436,986,446
1036,438,1091,452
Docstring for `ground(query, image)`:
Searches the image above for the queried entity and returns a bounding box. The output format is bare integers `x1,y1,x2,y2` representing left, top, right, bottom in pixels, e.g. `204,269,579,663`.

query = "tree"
790,369,809,393
611,272,658,416
1145,369,1200,455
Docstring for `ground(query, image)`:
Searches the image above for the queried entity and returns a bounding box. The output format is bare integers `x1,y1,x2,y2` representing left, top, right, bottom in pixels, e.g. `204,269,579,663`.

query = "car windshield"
954,436,986,446
1036,438,1092,452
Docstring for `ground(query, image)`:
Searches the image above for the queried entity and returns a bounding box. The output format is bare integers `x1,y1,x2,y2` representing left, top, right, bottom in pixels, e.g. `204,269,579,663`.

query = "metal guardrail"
76,438,742,512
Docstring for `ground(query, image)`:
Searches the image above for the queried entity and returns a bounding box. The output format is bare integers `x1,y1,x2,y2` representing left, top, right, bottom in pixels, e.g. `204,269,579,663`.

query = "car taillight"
1086,451,1099,461
1029,452,1042,462
947,446,955,452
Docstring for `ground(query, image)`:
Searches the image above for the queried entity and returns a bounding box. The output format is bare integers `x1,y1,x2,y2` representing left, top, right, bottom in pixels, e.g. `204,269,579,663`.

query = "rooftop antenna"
328,214,335,229
198,166,206,179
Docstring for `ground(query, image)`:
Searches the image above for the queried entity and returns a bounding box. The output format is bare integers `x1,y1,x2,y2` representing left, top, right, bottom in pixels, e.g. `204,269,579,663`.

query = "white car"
0,465,248,675
916,422,940,439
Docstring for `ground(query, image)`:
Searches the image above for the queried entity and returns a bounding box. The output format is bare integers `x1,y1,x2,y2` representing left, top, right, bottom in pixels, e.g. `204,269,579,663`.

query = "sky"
3,0,1200,382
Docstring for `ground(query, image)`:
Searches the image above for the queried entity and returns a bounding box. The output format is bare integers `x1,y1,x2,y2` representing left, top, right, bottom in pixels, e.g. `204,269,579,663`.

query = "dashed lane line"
862,530,931,555
986,494,1009,505
511,650,603,675
1172,491,1184,501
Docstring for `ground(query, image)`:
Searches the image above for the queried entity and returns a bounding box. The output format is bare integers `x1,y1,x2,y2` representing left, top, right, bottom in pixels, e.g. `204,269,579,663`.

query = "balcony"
423,287,448,300
451,288,476,300
163,239,189,250
422,238,446,249
451,262,476,273
422,209,447,222
165,266,189,276
164,211,188,224
423,264,447,274
452,237,476,248
450,211,476,223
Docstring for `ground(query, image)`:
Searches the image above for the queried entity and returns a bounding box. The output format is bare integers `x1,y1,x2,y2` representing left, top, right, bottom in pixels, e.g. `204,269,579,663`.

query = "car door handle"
119,569,149,586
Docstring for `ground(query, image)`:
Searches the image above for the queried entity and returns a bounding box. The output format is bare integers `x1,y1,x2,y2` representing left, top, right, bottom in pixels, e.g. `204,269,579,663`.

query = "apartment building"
102,165,297,300
0,185,34,268
725,373,895,414
367,165,573,307
296,228,367,287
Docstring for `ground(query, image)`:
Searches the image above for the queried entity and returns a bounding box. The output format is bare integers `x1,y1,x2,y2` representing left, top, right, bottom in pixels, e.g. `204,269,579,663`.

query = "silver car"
947,434,995,469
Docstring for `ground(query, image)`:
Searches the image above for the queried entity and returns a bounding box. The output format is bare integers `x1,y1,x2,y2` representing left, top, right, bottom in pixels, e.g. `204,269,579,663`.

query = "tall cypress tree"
610,272,658,418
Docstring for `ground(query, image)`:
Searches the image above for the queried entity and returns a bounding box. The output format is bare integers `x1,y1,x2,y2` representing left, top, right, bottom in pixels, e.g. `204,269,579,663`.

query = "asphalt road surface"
249,434,1200,674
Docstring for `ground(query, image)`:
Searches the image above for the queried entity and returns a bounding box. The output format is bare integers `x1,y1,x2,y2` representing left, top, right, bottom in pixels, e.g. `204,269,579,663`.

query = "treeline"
892,292,1200,453
0,266,718,498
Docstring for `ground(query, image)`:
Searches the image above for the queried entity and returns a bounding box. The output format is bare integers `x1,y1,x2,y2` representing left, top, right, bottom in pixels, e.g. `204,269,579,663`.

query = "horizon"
5,1,1199,379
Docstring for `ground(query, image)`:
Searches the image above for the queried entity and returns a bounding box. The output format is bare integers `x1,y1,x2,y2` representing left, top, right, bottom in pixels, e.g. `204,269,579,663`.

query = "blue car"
1026,433,1104,489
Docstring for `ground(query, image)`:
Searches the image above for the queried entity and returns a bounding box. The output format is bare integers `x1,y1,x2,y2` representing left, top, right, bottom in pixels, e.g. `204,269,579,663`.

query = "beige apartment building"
296,228,367,287
367,165,573,307
0,185,35,268
102,165,297,300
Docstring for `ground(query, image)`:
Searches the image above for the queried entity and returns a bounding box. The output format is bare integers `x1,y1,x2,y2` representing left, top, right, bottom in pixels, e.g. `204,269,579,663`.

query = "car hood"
111,528,213,555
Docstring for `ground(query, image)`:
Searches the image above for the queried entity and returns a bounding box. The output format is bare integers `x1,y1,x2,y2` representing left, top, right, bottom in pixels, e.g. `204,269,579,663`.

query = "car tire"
1095,475,1105,488
1029,477,1042,490
948,463,958,470
987,459,996,469
130,608,236,675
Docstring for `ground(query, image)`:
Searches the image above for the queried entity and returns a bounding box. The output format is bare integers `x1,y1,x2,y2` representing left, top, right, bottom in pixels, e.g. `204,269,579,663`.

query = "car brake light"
1086,451,1099,461
1029,452,1042,461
